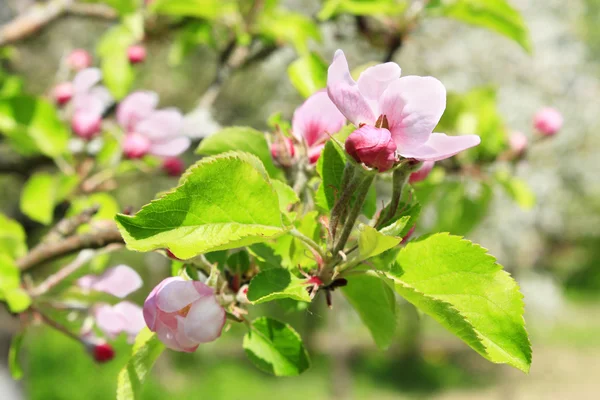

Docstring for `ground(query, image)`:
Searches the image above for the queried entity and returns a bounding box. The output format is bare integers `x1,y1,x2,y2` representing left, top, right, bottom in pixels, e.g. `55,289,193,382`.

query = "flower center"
177,304,192,317
375,114,389,130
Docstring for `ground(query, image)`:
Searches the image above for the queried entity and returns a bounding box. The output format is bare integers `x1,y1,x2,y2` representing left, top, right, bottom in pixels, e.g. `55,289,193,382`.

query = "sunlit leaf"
247,268,311,304
287,53,327,98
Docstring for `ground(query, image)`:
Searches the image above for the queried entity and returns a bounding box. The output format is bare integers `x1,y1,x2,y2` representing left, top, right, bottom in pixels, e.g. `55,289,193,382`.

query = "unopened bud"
345,126,397,172
409,161,434,183
52,82,73,105
236,285,250,304
127,45,147,64
509,131,528,155
162,157,185,177
67,49,93,71
71,112,102,139
123,132,151,159
270,137,295,167
92,342,115,363
533,107,562,136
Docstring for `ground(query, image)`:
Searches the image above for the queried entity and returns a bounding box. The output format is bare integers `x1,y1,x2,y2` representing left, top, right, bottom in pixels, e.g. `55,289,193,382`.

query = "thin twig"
42,205,100,244
289,228,326,260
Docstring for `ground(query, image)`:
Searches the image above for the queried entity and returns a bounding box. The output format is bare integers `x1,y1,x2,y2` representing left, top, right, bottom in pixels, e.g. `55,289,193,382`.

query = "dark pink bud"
71,112,102,139
345,126,397,172
52,82,74,105
123,132,151,159
306,276,323,286
162,157,185,176
92,343,115,363
409,161,434,183
533,107,562,136
509,131,528,154
67,49,93,71
270,137,295,167
127,45,147,64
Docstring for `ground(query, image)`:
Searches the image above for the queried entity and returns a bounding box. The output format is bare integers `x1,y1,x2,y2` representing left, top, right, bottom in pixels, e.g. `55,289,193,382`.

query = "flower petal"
73,68,102,94
327,49,376,126
155,319,194,352
357,62,401,115
379,76,446,151
90,265,143,298
116,91,159,132
292,91,346,147
398,133,481,161
95,304,126,337
156,279,213,313
183,296,226,343
136,108,184,140
113,301,146,338
149,136,191,157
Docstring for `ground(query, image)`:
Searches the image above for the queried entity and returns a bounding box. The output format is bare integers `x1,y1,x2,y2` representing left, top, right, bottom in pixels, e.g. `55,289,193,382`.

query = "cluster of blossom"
509,107,563,156
52,49,188,176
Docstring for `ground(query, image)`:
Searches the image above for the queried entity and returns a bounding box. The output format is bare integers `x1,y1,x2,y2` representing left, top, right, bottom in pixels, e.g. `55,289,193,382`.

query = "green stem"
328,163,358,245
289,228,325,260
377,167,411,228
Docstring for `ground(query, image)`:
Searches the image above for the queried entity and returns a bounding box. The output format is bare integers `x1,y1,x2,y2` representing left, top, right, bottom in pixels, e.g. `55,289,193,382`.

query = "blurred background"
1,0,600,399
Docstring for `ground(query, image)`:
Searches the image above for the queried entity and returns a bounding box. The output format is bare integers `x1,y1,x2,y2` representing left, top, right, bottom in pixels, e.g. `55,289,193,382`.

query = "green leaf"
0,214,27,260
227,250,251,275
342,275,397,349
271,180,299,213
196,126,284,180
357,224,401,260
388,233,531,372
257,9,321,55
495,170,535,210
150,0,237,19
269,211,320,269
243,317,310,376
8,332,25,380
0,96,69,157
116,152,288,259
0,254,19,293
5,288,31,313
287,53,327,98
319,0,408,20
68,193,120,222
97,24,138,99
102,0,139,15
247,268,311,304
117,328,165,400
20,172,56,225
426,0,532,52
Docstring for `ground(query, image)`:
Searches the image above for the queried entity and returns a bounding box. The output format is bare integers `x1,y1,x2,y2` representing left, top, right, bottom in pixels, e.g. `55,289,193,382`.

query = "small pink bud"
52,82,73,105
509,131,528,155
307,276,323,286
533,107,563,136
162,157,185,177
409,161,434,183
270,137,295,167
67,49,93,71
236,285,250,304
127,45,147,64
92,343,115,363
71,112,102,139
123,132,152,159
345,126,397,172
143,277,226,352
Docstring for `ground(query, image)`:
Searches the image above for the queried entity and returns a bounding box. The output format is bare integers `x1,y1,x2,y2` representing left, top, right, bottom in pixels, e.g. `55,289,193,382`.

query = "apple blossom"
127,45,147,64
70,68,113,139
94,301,146,343
345,125,397,172
143,277,226,352
327,50,480,162
67,49,92,70
533,107,562,136
409,161,435,183
78,264,142,298
509,131,528,155
52,82,73,105
118,91,191,158
292,90,345,164
162,157,186,176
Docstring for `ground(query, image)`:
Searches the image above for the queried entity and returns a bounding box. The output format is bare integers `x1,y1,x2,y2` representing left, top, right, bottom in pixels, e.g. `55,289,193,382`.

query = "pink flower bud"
143,277,226,352
127,45,147,64
71,111,102,139
270,137,295,166
162,157,185,177
52,82,73,105
92,342,115,363
509,131,528,154
345,126,397,172
123,132,152,159
236,285,250,304
533,107,563,136
67,49,93,71
409,161,434,183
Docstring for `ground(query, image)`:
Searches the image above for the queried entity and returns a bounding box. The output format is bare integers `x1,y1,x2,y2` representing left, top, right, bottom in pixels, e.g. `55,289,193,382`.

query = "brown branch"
16,223,124,272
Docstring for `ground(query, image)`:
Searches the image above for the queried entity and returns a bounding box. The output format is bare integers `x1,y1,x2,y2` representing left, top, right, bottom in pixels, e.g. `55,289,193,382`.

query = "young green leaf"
287,53,328,98
357,224,401,260
0,214,27,260
20,172,56,225
116,152,288,259
495,170,535,210
271,180,299,213
196,127,284,180
247,268,311,304
268,211,321,269
150,0,237,20
243,317,310,376
8,332,25,380
342,274,397,349
257,9,321,55
4,288,31,313
426,0,532,53
388,233,531,372
117,328,165,400
319,0,409,20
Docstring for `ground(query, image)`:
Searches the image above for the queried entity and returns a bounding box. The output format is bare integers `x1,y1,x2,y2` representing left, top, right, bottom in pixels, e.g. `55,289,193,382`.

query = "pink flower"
123,132,152,159
70,68,113,139
94,301,146,343
143,277,226,352
409,161,435,183
533,107,562,136
67,49,93,71
345,125,397,172
327,50,480,162
509,131,528,154
162,157,185,176
292,91,346,164
117,91,191,158
52,82,74,105
127,45,147,64
78,264,143,298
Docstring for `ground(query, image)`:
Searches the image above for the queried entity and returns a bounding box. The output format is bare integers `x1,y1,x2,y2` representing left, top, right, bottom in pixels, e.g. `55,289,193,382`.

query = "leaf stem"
289,228,325,260
328,163,358,245
377,166,412,228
